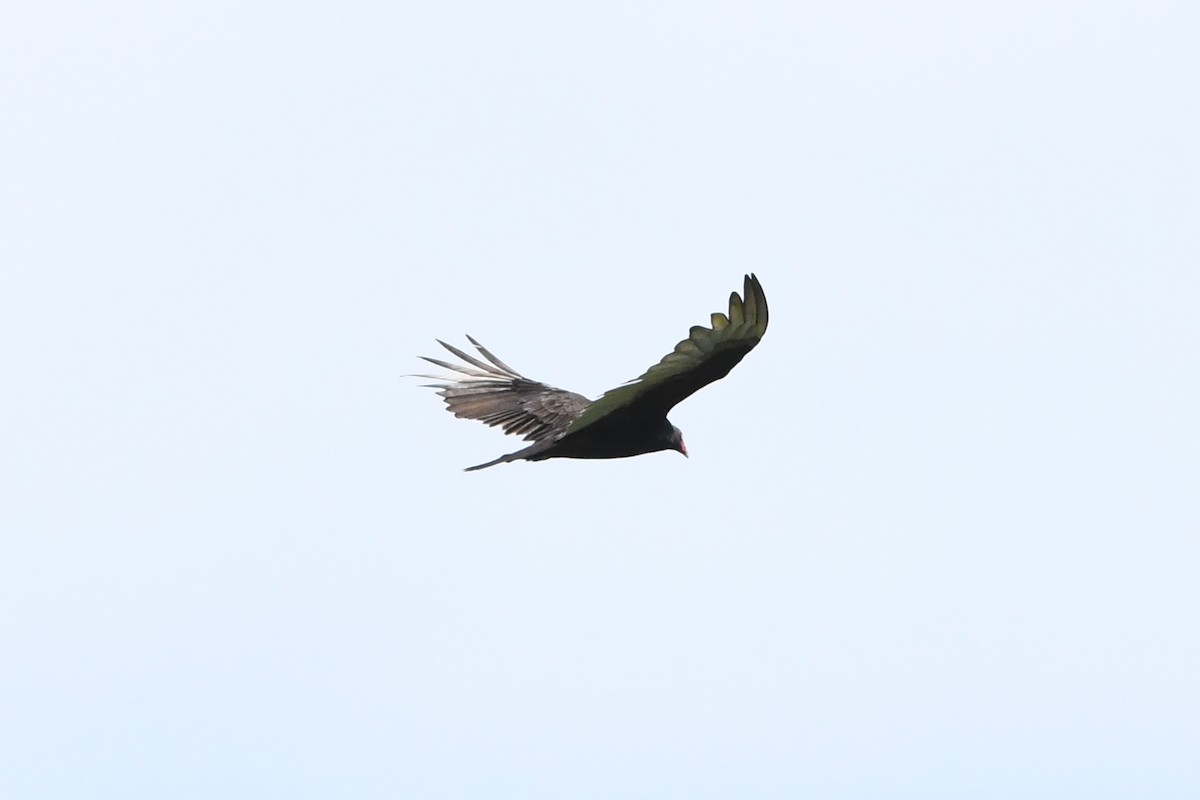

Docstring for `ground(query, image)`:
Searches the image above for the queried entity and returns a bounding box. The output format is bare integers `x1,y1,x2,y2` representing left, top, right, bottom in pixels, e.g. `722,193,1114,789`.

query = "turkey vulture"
417,274,768,471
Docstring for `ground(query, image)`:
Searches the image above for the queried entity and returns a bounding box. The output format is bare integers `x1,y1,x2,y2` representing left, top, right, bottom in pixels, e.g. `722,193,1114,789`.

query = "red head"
671,425,688,458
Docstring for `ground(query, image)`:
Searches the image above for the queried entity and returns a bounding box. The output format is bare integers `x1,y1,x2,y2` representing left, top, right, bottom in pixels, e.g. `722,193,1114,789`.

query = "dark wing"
565,274,768,435
417,336,590,443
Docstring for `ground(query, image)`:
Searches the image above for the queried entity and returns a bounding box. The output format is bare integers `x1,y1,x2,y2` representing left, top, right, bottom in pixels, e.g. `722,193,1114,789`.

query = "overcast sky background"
3,2,1198,798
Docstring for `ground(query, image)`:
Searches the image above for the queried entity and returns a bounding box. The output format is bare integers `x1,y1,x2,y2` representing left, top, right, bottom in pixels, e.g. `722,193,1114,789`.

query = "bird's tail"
463,454,512,472
463,440,554,472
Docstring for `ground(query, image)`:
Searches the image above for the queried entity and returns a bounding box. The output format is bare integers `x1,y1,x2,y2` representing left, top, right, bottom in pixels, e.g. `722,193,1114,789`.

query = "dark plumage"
417,274,769,471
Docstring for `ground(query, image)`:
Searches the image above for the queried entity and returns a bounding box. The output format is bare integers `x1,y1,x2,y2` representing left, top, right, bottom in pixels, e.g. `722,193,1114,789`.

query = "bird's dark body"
529,412,677,461
417,274,768,471
459,410,679,471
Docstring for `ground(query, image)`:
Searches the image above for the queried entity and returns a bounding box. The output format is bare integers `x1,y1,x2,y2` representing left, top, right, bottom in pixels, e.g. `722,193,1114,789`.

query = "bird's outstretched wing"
565,274,768,435
418,336,590,443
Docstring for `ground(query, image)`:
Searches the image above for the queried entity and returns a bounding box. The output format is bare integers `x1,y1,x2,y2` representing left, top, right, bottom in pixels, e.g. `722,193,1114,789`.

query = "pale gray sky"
2,2,1198,798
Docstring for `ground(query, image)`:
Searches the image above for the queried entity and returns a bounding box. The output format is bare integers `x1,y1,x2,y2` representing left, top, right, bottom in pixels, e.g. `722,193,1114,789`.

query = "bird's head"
671,425,688,458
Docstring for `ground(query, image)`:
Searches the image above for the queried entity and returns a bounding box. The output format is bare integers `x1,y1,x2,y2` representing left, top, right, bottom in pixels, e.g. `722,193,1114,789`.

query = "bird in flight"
417,274,768,471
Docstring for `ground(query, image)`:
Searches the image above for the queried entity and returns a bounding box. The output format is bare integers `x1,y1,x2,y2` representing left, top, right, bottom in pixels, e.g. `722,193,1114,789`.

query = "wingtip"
754,274,768,333
742,273,767,333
